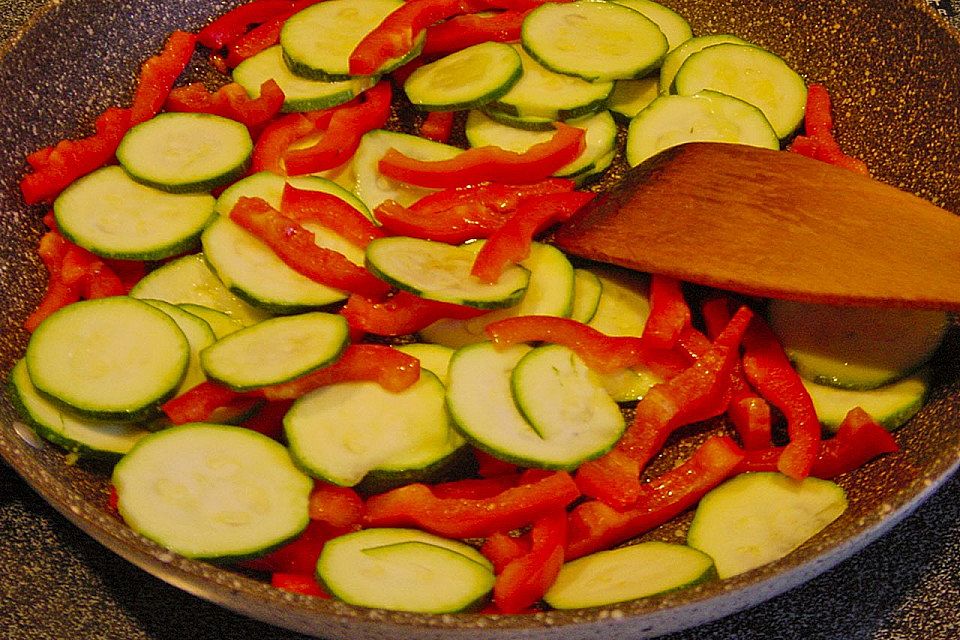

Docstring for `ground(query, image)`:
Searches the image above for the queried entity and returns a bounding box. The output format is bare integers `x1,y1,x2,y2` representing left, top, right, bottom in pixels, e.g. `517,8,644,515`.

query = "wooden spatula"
553,142,960,310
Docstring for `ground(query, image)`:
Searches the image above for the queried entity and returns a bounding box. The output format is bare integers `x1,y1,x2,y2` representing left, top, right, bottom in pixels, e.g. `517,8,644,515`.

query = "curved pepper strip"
470,191,594,283
378,122,586,188
166,79,285,131
492,509,566,614
481,531,530,574
787,83,869,175
419,110,455,143
575,307,752,508
223,0,325,67
129,30,197,125
640,275,691,352
280,184,385,249
283,81,393,175
373,178,575,244
741,315,821,480
271,573,330,597
422,9,530,55
736,406,899,478
245,518,360,576
197,0,294,49
363,470,580,538
251,110,332,174
484,315,649,374
348,0,488,76
259,343,421,399
340,290,486,336
566,435,745,560
161,380,244,424
229,196,391,298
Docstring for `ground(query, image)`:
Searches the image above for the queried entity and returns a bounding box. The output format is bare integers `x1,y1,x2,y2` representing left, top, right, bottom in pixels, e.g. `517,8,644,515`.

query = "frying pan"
1,1,959,638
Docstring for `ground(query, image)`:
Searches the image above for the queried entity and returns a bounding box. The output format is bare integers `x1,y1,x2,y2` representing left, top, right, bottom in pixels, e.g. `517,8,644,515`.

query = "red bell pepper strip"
576,308,751,508
422,9,529,56
473,447,521,477
363,470,580,538
244,519,359,575
161,380,243,424
640,275,691,352
484,315,649,374
373,178,575,244
566,435,745,560
741,316,821,480
283,81,393,175
251,110,330,174
378,122,586,188
308,482,365,528
481,531,530,574
348,0,487,76
259,343,421,399
166,80,285,130
229,196,391,298
280,184,385,249
788,83,869,175
492,509,566,613
737,406,899,478
271,573,330,597
223,0,324,67
24,279,81,332
470,191,594,283
129,30,197,125
20,106,132,205
197,0,294,49
238,399,292,440
340,290,485,336
419,110,455,143
430,474,520,500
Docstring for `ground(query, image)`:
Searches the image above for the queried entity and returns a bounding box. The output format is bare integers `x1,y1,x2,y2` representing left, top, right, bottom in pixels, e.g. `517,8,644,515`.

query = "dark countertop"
2,2,960,639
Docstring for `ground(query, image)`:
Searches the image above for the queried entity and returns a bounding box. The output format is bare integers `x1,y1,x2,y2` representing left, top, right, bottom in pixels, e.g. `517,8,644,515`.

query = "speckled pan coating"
0,1,958,639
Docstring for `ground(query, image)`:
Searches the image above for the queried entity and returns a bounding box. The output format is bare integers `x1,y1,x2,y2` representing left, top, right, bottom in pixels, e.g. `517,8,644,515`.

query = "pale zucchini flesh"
112,423,313,561
404,41,522,111
803,369,930,432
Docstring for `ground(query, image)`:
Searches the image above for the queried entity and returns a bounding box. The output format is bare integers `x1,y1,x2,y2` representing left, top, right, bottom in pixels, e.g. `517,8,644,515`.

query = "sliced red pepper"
430,474,520,500
363,470,580,538
470,191,594,283
20,106,132,205
224,0,324,67
308,482,365,528
283,81,393,175
243,519,358,575
640,275,691,352
566,435,745,560
737,406,899,478
419,110,455,143
197,0,295,49
161,380,243,424
229,196,391,298
492,509,566,613
166,79,285,131
24,278,81,332
373,178,575,244
473,447,521,477
271,572,330,597
280,184,385,249
340,290,486,336
251,110,329,174
129,30,197,125
378,122,586,188
575,309,751,508
741,315,821,480
237,399,293,439
481,531,530,574
259,343,421,399
788,83,869,175
802,83,834,137
484,315,649,373
422,9,529,55
348,0,487,76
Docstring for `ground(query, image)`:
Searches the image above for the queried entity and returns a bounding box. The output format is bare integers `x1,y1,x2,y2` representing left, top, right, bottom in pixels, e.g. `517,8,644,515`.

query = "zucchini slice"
117,112,252,192
365,236,530,309
687,472,847,579
112,423,313,561
200,312,349,391
54,166,215,260
284,370,464,487
658,33,748,94
625,90,780,167
673,42,807,138
545,541,715,609
317,528,494,613
521,1,668,82
767,299,949,390
25,297,189,421
570,268,603,324
803,370,930,432
404,41,522,111
610,0,693,52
